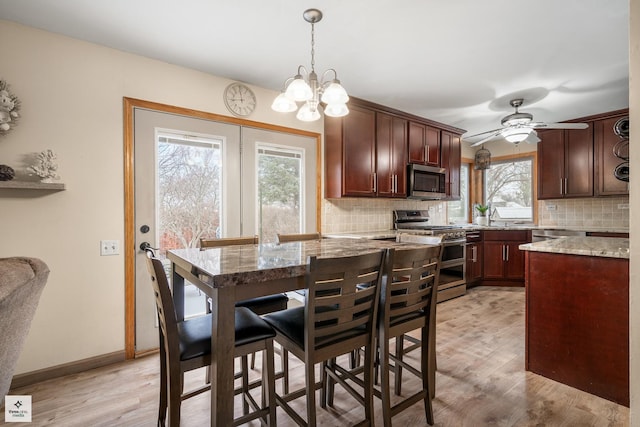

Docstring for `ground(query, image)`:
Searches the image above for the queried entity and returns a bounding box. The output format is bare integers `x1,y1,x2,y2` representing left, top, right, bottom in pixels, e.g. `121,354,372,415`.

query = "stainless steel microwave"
407,164,447,200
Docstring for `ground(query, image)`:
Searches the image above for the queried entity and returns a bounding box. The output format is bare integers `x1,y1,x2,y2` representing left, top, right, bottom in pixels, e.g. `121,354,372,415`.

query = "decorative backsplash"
322,198,448,233
321,196,630,233
538,197,629,229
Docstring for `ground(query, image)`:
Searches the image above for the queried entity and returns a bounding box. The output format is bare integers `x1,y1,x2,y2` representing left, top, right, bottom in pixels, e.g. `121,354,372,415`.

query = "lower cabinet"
482,230,531,286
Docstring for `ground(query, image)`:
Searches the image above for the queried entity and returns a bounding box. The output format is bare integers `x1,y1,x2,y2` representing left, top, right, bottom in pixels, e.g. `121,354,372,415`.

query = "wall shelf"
0,181,66,191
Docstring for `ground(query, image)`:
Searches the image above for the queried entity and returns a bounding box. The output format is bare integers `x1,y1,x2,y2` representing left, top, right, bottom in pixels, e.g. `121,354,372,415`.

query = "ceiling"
0,0,630,143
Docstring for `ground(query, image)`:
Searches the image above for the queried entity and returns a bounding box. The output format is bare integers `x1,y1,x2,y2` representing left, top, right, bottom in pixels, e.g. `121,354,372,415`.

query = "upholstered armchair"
0,257,49,401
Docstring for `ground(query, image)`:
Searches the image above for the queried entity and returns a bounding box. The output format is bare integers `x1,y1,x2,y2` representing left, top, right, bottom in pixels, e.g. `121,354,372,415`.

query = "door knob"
139,242,159,252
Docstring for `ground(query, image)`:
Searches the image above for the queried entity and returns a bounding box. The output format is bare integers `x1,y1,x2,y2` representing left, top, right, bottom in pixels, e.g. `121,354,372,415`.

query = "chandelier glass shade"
271,9,349,122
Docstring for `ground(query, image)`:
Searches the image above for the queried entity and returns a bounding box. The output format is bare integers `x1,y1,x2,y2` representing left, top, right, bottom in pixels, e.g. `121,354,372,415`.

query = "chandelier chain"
310,22,316,72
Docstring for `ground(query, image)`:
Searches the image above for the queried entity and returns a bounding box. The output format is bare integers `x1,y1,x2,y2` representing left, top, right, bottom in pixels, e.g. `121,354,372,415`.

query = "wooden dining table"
167,238,428,426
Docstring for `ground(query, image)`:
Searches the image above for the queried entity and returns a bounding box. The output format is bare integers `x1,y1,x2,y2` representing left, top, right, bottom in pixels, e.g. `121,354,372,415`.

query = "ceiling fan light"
271,92,298,113
504,128,531,143
296,102,322,122
324,102,349,117
285,75,313,102
321,81,349,104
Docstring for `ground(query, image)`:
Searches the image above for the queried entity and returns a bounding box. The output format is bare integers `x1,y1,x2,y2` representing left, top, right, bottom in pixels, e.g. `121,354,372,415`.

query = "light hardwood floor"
6,287,629,426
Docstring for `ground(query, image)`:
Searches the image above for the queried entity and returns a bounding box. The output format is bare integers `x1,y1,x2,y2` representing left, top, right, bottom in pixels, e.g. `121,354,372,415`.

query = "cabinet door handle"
373,173,377,193
505,245,509,261
502,245,506,261
395,174,398,193
472,246,477,262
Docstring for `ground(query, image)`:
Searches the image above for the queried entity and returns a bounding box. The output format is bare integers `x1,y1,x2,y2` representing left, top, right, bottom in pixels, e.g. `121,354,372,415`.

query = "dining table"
167,237,430,426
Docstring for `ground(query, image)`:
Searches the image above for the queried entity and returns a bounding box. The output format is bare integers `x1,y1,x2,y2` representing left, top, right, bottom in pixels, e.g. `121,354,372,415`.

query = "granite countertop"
519,236,630,259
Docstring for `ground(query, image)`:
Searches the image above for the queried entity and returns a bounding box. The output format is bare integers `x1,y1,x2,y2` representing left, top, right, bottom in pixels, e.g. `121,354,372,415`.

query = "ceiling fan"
464,98,589,147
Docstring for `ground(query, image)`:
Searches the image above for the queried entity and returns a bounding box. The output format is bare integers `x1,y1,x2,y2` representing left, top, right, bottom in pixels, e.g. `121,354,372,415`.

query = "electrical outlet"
546,204,557,211
100,240,120,256
618,203,629,210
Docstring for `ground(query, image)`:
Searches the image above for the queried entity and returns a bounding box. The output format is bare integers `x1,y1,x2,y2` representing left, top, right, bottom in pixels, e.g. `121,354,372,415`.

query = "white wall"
0,20,321,374
629,0,639,423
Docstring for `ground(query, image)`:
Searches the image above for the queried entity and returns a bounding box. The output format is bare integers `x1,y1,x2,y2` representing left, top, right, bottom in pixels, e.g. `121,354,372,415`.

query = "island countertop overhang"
519,236,629,259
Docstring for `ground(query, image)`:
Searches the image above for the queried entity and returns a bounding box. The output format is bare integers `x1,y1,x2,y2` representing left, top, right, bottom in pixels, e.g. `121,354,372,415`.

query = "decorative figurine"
28,149,60,182
0,164,15,181
0,80,20,135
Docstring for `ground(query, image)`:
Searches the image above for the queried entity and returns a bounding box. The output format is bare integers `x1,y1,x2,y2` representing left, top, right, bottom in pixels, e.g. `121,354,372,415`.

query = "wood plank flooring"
6,286,629,426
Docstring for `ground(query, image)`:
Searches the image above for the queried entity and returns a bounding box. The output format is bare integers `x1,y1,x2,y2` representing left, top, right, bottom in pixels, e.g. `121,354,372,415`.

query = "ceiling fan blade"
469,130,504,147
462,127,504,141
530,122,588,130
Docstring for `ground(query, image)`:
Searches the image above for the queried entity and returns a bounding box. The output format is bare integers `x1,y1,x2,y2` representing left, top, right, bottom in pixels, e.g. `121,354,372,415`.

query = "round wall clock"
224,83,257,117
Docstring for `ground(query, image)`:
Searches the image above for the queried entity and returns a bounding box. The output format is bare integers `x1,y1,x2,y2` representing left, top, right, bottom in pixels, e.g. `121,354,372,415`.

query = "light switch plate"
100,240,120,256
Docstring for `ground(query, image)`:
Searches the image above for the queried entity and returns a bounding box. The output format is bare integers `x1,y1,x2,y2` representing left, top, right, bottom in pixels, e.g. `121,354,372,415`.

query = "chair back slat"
144,254,181,362
305,250,387,352
200,235,258,248
277,232,321,243
381,246,441,327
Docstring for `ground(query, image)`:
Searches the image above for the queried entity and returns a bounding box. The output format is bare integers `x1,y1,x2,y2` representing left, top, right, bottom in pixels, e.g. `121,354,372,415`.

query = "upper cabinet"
440,131,461,200
325,104,377,197
408,121,440,167
538,125,594,199
376,112,408,198
537,109,628,200
325,97,464,199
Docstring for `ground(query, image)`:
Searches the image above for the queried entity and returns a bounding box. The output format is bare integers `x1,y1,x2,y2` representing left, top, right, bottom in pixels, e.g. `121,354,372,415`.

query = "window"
257,145,304,242
447,163,469,223
484,157,533,222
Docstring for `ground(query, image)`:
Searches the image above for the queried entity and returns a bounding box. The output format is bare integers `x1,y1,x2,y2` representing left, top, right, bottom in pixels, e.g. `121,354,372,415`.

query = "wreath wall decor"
0,79,21,136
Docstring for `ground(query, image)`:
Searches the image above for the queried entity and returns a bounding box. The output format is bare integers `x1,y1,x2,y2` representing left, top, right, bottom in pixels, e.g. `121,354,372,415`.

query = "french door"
128,102,318,354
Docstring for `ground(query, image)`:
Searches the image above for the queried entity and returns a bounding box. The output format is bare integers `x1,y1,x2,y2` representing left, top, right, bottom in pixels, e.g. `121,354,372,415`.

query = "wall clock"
224,82,256,117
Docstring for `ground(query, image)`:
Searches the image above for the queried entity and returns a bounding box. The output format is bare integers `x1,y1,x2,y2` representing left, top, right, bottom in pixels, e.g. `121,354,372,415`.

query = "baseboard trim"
9,350,126,390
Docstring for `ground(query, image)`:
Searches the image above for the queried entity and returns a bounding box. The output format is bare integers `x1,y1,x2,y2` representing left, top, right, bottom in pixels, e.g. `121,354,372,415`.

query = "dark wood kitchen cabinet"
482,230,531,286
325,97,464,199
376,112,408,198
408,121,440,167
595,113,629,196
538,125,594,199
325,104,377,197
440,130,461,200
465,231,483,285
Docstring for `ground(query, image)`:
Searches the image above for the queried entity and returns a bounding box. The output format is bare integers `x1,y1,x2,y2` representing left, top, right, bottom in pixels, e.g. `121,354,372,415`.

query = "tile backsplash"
538,197,629,229
322,198,448,233
321,196,630,233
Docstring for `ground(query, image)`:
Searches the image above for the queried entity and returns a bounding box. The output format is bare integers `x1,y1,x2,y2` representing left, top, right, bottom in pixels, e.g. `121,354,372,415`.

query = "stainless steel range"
393,210,467,302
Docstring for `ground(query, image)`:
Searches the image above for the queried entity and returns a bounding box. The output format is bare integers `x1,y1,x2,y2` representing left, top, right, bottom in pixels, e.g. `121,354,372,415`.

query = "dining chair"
263,249,388,427
144,252,277,426
199,235,290,391
200,236,290,315
377,245,442,426
276,232,321,243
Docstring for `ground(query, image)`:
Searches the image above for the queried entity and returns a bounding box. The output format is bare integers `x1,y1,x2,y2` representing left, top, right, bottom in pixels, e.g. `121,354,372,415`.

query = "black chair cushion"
235,293,289,315
178,307,275,361
264,306,366,350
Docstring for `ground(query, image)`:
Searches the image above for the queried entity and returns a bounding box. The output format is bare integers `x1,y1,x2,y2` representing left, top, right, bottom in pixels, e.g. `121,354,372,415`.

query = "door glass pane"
157,132,222,317
257,145,303,243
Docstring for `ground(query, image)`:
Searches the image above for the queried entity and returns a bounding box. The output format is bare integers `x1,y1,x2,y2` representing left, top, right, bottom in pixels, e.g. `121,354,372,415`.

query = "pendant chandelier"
271,8,349,122
474,145,492,170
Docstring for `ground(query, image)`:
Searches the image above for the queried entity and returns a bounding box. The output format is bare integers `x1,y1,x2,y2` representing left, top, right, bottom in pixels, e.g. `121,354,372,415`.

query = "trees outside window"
484,158,533,222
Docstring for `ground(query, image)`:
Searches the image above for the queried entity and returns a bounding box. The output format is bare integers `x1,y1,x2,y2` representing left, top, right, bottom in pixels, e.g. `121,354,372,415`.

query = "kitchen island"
520,237,629,406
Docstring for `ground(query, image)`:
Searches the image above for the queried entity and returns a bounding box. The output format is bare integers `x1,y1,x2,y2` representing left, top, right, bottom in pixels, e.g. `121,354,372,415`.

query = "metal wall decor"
474,146,491,170
612,117,629,182
0,79,20,136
